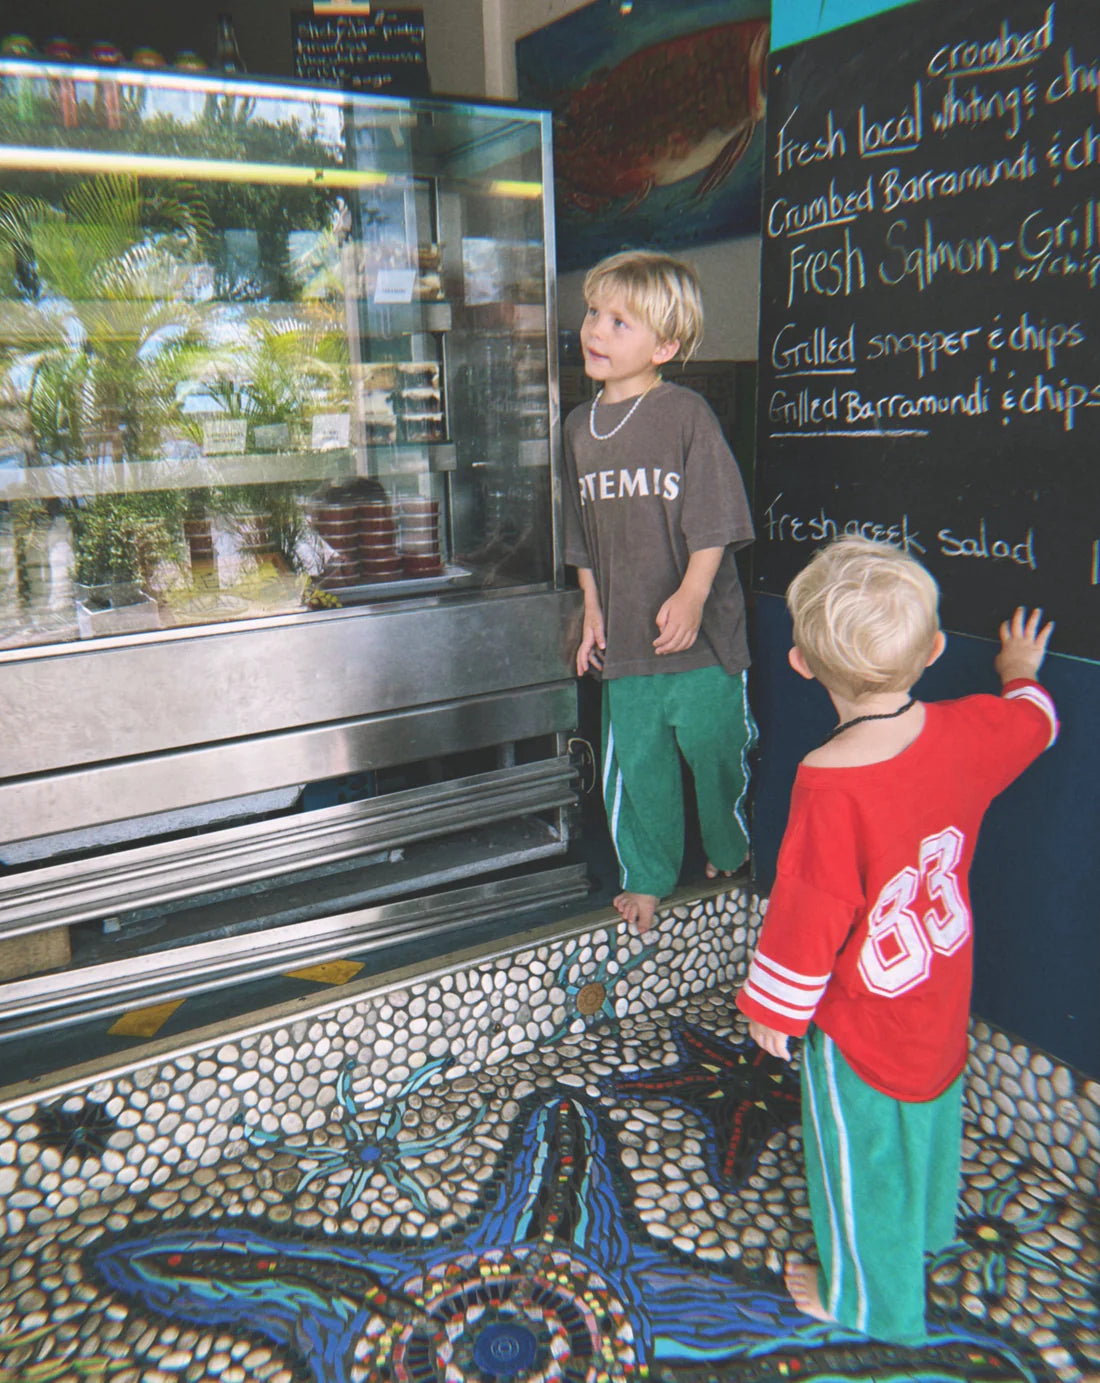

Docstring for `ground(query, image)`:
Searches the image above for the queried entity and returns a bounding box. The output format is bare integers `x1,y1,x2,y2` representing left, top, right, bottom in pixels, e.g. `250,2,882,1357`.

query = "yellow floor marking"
284,959,365,985
108,999,185,1038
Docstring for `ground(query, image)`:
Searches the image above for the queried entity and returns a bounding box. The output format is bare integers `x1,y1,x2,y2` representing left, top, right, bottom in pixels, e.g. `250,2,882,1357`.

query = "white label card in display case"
252,423,291,452
202,419,249,456
373,268,417,304
312,413,352,451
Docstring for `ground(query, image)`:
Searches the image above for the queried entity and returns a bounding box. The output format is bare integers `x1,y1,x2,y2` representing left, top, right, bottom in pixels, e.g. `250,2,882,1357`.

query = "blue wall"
753,0,1098,1077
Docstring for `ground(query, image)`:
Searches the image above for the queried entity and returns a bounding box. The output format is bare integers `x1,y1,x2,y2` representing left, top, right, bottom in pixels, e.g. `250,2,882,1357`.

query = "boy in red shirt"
736,537,1058,1344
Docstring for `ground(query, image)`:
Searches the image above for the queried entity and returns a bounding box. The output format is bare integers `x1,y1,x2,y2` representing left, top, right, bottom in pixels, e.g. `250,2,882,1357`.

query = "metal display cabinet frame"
0,64,582,1035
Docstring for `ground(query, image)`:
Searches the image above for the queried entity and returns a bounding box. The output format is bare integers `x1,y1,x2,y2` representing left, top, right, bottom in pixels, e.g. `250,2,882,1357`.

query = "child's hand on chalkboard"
995,607,1054,685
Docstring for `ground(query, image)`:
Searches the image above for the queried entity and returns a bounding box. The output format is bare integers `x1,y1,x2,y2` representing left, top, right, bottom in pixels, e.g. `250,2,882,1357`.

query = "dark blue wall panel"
749,591,1099,1077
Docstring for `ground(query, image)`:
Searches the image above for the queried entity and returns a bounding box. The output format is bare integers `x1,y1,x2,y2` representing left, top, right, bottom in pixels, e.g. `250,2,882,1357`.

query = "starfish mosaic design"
607,1021,802,1187
929,1162,1099,1376
90,1094,1042,1383
545,935,653,1043
240,1053,487,1214
954,1186,1095,1297
33,1096,119,1163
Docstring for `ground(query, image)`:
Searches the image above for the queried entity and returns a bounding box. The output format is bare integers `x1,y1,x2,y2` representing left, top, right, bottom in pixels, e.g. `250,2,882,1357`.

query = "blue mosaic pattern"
0,896,1096,1383
90,1094,1047,1383
241,1054,488,1214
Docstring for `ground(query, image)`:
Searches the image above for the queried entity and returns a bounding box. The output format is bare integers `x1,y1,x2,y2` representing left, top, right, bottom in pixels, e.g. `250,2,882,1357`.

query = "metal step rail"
0,757,577,942
0,865,590,1040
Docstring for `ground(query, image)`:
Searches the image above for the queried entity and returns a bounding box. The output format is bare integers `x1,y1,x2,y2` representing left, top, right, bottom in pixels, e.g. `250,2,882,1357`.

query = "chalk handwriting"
768,387,847,429
878,219,1001,291
987,312,1087,367
1045,47,1100,107
930,77,1038,138
838,378,990,424
773,316,1086,387
787,227,866,306
859,85,923,157
763,494,926,554
764,497,1037,571
867,325,983,379
879,145,1036,210
1045,124,1100,173
296,52,424,67
767,177,875,238
1000,372,1100,430
768,378,990,432
774,107,847,175
296,17,425,42
1013,202,1100,284
926,8,1055,79
772,323,857,374
938,519,1036,567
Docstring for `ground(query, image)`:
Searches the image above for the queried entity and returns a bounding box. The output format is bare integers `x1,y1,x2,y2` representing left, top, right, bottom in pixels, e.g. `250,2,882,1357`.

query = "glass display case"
0,62,555,645
0,61,582,1019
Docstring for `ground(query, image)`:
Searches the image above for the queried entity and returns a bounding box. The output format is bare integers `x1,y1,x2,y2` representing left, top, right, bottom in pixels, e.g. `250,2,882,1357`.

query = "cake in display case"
0,61,556,647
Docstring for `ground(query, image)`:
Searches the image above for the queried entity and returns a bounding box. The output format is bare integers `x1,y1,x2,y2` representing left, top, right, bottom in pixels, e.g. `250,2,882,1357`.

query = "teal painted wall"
772,0,920,49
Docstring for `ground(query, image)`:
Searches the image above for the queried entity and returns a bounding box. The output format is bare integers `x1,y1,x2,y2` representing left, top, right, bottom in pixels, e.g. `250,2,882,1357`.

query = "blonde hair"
786,538,941,699
583,250,704,361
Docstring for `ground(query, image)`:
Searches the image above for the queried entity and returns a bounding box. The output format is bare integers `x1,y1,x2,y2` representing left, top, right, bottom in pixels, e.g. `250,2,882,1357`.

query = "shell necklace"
589,378,661,440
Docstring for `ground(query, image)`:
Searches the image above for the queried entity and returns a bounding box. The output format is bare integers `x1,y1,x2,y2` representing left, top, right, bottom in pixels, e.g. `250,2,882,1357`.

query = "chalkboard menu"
291,9,429,96
754,0,1100,660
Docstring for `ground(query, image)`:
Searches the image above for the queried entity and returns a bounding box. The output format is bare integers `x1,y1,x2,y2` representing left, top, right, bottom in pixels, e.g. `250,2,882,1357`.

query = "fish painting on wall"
516,0,769,271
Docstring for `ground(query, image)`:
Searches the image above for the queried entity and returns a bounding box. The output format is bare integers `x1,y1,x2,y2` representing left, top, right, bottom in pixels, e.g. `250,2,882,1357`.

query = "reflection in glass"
0,63,554,648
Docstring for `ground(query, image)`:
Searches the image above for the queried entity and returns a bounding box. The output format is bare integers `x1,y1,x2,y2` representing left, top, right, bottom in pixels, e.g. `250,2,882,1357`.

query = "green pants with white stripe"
800,1025,963,1345
601,665,756,899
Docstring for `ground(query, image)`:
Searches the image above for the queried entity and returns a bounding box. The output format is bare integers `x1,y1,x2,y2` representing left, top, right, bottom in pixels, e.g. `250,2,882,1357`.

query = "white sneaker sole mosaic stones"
0,888,1096,1383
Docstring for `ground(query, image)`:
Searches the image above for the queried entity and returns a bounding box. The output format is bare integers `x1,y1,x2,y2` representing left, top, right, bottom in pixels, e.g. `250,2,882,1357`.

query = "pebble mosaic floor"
0,888,1097,1383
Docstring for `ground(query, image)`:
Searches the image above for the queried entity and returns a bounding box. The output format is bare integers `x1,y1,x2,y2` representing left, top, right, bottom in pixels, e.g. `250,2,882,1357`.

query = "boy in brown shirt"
563,251,755,934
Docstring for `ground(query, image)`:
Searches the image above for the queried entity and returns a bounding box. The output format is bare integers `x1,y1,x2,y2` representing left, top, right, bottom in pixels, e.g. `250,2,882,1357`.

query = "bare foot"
705,859,747,880
784,1261,834,1323
613,891,659,935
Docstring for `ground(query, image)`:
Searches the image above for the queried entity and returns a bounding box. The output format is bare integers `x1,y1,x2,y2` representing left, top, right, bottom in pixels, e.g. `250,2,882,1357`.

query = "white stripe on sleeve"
1003,684,1058,748
742,951,829,1023
750,952,831,986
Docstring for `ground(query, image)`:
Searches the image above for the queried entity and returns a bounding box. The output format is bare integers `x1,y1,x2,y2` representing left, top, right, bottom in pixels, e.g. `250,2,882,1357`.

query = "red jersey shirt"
736,681,1058,1100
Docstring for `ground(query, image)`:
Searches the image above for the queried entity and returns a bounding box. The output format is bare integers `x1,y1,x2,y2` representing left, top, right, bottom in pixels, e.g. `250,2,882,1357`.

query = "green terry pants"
601,665,756,899
800,1025,963,1346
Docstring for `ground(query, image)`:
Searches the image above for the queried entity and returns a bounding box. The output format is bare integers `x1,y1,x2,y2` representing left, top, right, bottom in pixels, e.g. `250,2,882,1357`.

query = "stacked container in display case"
0,58,582,1034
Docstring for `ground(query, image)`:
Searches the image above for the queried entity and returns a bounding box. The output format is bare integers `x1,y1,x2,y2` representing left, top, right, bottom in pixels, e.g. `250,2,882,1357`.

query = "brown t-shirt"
563,381,754,679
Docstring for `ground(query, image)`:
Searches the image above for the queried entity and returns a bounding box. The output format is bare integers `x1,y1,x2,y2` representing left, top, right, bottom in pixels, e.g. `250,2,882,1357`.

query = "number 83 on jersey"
859,827,970,997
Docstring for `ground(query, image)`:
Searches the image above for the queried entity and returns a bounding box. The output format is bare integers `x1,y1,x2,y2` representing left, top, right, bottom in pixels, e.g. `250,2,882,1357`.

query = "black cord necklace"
821,699,916,744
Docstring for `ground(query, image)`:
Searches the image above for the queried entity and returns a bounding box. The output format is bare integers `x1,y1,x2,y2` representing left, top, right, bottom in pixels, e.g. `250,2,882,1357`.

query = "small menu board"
291,8,429,96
